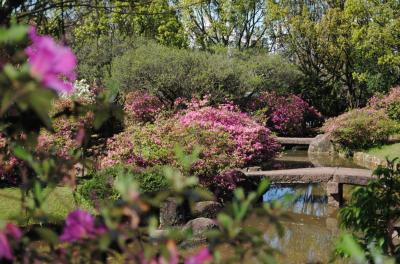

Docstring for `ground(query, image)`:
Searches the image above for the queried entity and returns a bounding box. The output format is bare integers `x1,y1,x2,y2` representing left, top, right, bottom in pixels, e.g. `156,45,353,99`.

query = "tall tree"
181,0,270,50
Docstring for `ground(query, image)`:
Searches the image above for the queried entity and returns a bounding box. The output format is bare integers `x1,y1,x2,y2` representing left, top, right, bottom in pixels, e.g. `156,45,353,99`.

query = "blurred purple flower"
25,27,76,93
60,209,105,242
184,248,212,264
0,223,22,260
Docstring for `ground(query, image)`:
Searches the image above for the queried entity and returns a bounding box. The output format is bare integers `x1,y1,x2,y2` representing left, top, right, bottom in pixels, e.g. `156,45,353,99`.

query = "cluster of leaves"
337,159,400,263
245,92,322,137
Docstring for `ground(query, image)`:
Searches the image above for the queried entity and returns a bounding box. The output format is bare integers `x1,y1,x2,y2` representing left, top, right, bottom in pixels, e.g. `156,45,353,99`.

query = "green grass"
0,186,77,224
366,143,400,161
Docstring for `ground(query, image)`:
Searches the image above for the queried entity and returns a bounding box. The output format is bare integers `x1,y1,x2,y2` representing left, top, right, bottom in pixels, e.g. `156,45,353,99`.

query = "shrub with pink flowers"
100,118,242,188
37,98,94,160
369,86,400,122
246,92,322,136
123,90,165,125
323,108,399,151
178,100,281,165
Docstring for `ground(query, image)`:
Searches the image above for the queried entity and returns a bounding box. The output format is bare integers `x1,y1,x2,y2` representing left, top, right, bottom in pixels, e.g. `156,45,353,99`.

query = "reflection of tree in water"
263,221,339,264
263,184,328,217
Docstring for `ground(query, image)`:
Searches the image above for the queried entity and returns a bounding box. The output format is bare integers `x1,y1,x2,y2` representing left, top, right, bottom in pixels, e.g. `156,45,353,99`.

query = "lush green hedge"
104,41,303,104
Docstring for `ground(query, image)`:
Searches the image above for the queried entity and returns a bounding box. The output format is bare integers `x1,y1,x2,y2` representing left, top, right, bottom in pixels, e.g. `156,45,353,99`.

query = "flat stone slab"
245,167,374,185
277,137,315,145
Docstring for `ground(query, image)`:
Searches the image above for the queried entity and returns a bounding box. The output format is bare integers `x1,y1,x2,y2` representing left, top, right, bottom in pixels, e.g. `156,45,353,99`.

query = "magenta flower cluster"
25,27,77,93
0,223,22,260
179,100,280,165
124,91,165,124
248,92,322,136
60,209,105,242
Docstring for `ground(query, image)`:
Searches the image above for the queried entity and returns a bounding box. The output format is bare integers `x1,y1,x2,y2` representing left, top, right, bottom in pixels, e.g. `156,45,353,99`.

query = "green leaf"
0,25,28,43
27,88,54,129
13,146,32,161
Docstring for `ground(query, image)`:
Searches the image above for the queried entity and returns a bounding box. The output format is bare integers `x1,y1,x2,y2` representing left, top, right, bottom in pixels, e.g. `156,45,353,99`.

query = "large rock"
193,201,223,219
308,134,335,155
159,198,190,227
183,217,218,236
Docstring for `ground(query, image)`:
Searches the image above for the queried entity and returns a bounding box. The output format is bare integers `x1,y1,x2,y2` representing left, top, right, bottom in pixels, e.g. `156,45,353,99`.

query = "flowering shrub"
246,92,322,136
323,108,399,151
124,91,165,124
369,86,400,122
178,101,281,165
100,118,242,189
37,98,94,160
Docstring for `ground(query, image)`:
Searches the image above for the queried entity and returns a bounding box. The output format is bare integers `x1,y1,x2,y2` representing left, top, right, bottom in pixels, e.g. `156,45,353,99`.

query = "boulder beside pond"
308,134,335,155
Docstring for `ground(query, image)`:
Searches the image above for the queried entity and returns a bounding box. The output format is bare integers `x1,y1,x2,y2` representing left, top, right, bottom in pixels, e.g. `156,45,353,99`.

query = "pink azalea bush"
124,91,165,124
26,27,76,93
178,99,280,165
247,92,322,136
100,118,242,189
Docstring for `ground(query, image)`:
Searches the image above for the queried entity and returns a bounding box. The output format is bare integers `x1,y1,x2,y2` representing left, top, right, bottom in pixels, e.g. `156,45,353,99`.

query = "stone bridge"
244,167,374,207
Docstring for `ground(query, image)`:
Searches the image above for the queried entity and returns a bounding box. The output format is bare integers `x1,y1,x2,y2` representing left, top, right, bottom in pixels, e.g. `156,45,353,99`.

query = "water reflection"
262,149,364,170
250,184,349,264
263,184,327,217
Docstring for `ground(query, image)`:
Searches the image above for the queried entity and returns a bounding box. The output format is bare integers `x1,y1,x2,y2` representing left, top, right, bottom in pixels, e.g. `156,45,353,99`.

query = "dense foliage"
338,161,400,262
106,41,303,104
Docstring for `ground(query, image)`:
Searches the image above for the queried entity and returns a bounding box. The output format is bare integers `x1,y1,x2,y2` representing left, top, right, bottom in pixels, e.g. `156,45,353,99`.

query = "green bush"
78,165,170,206
387,101,400,122
323,108,399,151
77,166,124,206
132,166,169,194
105,41,303,104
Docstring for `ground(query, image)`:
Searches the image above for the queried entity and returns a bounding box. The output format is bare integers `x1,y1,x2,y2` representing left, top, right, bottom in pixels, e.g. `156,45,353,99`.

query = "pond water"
262,148,363,170
243,149,360,263
247,183,350,264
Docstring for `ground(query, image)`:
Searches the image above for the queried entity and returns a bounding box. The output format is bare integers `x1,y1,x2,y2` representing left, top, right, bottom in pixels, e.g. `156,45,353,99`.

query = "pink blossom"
179,100,280,165
25,27,76,93
60,209,105,242
185,248,212,264
0,223,22,260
